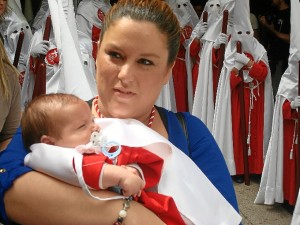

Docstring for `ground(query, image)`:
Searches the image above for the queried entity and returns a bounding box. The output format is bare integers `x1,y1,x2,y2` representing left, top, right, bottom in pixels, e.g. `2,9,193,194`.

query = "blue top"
0,109,239,223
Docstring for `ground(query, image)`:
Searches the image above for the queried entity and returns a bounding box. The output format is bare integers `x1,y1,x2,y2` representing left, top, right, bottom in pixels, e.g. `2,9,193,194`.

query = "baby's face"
54,101,99,148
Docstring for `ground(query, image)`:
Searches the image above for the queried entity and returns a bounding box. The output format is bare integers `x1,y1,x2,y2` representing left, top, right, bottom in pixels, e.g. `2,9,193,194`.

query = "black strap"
156,106,168,130
156,106,189,147
175,112,189,145
86,98,94,108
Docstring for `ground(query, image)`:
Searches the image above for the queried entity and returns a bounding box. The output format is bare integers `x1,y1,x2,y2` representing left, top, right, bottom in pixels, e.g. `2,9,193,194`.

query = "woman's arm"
5,172,164,225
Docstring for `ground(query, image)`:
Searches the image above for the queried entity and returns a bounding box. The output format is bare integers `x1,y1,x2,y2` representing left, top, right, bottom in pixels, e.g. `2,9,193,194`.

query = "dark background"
20,0,273,19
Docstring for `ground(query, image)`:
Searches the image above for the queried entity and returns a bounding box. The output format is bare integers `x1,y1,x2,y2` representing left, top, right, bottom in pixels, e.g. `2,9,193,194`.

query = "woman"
0,39,21,151
0,0,238,224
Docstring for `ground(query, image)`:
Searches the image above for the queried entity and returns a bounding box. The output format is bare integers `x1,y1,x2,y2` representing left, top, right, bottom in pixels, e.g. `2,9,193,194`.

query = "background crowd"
0,0,298,224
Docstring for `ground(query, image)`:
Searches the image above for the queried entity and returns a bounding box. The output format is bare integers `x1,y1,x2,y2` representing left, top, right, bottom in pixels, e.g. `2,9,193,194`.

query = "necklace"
92,96,155,128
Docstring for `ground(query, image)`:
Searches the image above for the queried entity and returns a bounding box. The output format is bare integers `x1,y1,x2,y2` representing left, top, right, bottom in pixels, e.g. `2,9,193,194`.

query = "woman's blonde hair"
0,40,20,99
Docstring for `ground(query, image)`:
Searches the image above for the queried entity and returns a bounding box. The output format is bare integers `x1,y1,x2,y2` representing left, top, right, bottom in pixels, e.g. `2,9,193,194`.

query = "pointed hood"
8,0,25,21
31,0,49,31
166,0,199,28
277,0,300,100
233,0,253,35
230,0,255,53
200,0,235,42
225,0,265,68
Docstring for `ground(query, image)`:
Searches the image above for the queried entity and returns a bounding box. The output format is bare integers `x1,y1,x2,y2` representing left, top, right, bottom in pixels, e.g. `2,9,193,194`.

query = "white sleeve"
25,143,81,187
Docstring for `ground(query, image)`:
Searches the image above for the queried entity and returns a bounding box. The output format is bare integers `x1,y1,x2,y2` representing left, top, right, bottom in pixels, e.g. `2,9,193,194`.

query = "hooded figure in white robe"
190,0,234,131
163,0,199,112
21,0,97,108
255,0,300,206
76,0,111,60
0,1,32,73
213,0,273,176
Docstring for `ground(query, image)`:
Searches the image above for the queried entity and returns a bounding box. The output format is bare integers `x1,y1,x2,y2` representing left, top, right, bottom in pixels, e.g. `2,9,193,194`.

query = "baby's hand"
121,165,140,176
119,169,145,197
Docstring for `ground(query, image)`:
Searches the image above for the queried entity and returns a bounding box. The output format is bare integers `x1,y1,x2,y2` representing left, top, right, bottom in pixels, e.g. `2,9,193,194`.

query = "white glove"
291,96,300,109
196,22,208,39
243,72,253,83
213,33,228,49
235,53,250,66
30,40,49,57
234,61,244,71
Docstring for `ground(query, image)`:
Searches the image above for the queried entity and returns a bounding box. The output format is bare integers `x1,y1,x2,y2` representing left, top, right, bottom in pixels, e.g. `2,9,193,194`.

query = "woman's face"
0,0,7,16
96,18,173,121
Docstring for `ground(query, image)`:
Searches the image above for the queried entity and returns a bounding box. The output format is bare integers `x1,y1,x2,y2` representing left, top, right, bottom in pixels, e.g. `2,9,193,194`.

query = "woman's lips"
114,88,135,98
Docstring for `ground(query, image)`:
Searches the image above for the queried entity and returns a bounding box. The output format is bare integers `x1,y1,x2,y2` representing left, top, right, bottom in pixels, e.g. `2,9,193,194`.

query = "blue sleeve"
166,110,239,212
0,127,32,223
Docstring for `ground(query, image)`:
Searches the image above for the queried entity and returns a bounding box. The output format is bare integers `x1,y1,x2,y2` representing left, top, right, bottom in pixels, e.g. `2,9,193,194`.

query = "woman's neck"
92,96,155,127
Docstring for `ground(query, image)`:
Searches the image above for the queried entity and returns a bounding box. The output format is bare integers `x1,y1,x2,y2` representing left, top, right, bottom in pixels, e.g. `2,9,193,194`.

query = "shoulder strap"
175,112,189,145
156,106,189,146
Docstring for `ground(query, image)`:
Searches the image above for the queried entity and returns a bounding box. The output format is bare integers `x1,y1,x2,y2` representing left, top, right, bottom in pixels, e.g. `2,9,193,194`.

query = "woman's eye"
108,51,122,59
237,31,242,35
138,58,153,65
246,31,251,35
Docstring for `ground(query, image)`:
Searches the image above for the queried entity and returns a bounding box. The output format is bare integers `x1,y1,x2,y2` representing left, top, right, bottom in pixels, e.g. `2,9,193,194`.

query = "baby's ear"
40,135,55,145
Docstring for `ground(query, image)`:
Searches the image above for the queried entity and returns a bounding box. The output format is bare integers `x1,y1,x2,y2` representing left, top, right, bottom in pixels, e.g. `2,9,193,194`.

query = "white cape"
192,41,215,132
254,95,285,204
25,118,242,225
291,189,300,225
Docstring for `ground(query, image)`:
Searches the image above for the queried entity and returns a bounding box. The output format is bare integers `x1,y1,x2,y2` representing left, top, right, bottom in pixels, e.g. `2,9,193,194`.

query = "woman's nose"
118,64,135,83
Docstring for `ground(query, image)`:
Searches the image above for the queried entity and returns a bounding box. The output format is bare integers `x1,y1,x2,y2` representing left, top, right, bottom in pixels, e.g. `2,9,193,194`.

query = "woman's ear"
40,135,55,145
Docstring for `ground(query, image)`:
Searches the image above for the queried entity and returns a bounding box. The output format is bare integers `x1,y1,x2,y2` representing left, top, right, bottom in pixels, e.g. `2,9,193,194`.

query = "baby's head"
21,93,99,149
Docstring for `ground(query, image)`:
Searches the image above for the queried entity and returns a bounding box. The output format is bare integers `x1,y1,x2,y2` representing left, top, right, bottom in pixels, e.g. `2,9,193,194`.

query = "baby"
21,93,186,225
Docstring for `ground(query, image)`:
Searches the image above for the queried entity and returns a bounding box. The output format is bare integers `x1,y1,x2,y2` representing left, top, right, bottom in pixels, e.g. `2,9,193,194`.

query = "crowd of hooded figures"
1,0,300,224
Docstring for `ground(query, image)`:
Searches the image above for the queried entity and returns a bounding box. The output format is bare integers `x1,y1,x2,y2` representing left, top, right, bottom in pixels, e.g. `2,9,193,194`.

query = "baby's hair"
21,93,82,149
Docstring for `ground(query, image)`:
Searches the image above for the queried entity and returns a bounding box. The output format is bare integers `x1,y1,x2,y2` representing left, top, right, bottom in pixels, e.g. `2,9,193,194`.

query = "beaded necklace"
92,96,155,128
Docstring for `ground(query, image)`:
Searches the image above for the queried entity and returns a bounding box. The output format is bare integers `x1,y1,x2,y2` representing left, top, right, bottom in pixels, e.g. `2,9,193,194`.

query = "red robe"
212,48,223,104
172,25,193,112
229,53,268,175
80,145,185,225
282,100,298,205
